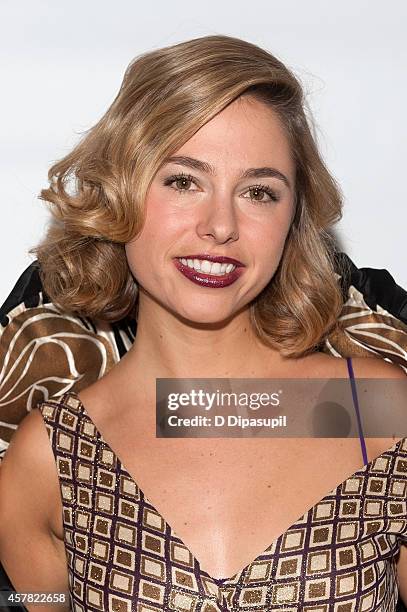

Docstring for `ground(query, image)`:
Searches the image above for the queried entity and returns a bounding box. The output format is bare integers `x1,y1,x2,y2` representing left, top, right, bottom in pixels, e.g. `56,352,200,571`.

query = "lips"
173,258,245,288
175,254,245,267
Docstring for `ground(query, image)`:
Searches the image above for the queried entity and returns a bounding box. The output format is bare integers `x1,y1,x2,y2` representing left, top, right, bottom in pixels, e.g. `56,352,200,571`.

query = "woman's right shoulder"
0,404,62,533
0,405,71,605
3,403,57,466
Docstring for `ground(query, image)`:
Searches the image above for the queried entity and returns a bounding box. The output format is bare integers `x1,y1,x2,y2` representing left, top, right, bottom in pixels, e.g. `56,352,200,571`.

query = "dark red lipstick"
173,256,245,288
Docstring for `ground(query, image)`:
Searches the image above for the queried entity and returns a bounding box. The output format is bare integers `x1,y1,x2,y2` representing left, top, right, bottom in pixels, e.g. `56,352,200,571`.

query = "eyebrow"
163,155,292,190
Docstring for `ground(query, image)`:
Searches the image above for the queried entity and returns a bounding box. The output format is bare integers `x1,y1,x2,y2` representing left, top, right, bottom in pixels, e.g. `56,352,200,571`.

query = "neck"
119,293,286,381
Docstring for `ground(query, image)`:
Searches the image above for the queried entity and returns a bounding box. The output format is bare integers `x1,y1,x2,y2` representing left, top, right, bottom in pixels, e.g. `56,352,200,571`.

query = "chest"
53,430,374,579
121,437,372,577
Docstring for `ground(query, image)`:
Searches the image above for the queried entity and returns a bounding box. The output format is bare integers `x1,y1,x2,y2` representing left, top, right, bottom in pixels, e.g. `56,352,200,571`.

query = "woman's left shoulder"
349,355,406,379
310,352,406,379
346,356,407,462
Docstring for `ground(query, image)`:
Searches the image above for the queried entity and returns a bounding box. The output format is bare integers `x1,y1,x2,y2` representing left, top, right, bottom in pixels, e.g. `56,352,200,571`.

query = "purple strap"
346,356,368,466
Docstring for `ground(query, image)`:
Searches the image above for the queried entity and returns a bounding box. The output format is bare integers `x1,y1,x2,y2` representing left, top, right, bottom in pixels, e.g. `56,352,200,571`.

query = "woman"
0,34,406,611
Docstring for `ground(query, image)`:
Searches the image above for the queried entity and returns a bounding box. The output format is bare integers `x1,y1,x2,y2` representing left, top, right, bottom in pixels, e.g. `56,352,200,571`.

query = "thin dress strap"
346,356,369,466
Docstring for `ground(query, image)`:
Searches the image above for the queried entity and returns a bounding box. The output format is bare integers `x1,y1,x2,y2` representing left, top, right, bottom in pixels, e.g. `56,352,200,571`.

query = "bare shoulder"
344,356,406,459
349,355,406,379
0,407,60,532
0,407,70,606
3,407,52,466
307,352,406,379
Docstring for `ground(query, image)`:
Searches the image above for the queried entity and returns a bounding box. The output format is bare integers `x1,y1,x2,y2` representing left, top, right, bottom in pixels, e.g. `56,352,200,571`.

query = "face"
125,95,296,325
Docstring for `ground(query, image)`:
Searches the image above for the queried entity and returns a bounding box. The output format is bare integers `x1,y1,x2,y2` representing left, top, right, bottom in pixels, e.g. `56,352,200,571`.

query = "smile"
178,258,236,275
173,258,245,288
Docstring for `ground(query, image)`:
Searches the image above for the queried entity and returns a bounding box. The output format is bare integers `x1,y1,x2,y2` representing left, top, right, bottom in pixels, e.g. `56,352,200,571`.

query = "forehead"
173,95,294,175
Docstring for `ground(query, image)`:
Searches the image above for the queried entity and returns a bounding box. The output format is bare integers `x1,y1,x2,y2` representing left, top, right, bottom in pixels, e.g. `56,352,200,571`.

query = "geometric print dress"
35,357,407,611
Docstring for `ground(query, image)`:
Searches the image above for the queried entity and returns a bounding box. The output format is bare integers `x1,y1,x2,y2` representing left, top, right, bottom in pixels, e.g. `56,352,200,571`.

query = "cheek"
255,213,291,248
124,196,166,266
125,240,161,287
256,219,292,272
141,191,191,239
124,241,144,280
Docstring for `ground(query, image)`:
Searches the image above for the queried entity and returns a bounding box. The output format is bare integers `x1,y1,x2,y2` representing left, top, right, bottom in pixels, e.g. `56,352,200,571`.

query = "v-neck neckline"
65,390,404,586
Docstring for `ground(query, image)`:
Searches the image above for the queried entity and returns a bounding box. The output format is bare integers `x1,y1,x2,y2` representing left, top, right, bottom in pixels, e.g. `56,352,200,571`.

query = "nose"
196,195,239,244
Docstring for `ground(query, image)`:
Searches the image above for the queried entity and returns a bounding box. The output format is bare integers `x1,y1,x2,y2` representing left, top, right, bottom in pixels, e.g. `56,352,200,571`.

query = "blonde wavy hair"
29,34,349,358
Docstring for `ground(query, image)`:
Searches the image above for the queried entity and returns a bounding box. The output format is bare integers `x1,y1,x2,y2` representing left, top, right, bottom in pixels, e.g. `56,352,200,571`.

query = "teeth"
179,258,236,275
201,260,212,274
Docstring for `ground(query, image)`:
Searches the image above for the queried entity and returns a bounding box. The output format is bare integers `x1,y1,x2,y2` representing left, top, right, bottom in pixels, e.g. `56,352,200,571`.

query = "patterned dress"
35,357,407,611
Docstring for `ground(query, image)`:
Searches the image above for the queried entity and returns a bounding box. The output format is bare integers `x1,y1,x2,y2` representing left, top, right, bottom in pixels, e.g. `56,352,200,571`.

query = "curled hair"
29,34,348,358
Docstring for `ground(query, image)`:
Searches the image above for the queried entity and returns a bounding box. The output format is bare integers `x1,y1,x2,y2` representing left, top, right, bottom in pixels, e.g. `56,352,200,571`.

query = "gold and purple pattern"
36,391,407,611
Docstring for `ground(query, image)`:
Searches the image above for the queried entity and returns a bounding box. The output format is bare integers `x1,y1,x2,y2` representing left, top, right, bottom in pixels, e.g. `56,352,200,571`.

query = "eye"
242,184,280,205
163,172,199,193
162,173,280,205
